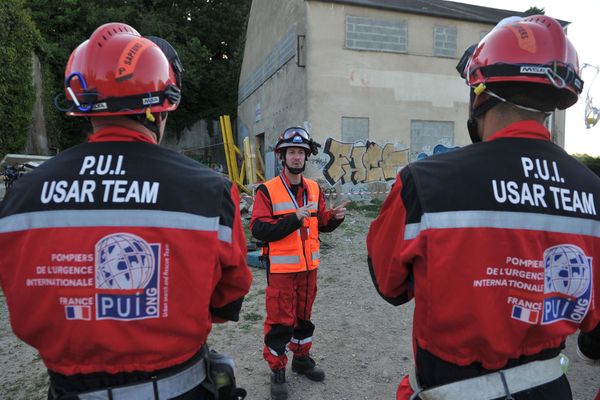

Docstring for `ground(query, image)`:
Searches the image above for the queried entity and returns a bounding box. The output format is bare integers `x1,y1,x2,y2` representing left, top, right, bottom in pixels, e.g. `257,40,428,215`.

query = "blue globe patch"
95,233,155,290
544,244,591,298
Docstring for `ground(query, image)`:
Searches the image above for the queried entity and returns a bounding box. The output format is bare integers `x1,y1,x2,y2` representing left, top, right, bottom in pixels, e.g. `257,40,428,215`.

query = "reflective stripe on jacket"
263,176,320,273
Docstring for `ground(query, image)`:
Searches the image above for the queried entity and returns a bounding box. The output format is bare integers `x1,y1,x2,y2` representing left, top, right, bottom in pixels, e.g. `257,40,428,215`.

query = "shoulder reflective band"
404,210,600,240
0,209,232,243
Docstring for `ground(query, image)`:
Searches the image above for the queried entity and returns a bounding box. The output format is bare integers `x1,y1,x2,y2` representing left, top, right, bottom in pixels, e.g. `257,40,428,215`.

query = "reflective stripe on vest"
270,255,301,264
272,201,297,213
263,176,321,273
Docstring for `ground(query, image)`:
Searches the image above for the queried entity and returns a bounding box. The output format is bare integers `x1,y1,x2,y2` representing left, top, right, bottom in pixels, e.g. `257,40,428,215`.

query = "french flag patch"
65,306,91,321
511,305,539,324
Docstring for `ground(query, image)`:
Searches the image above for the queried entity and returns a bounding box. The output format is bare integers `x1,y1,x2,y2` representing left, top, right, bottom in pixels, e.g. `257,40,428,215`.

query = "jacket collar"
486,120,551,142
88,126,157,144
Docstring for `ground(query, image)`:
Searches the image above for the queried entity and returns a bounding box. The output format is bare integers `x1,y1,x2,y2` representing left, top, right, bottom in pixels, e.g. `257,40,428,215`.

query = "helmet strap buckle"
544,67,567,89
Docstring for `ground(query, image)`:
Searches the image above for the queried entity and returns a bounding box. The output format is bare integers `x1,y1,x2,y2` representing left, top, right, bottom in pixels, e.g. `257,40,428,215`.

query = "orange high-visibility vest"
262,175,320,273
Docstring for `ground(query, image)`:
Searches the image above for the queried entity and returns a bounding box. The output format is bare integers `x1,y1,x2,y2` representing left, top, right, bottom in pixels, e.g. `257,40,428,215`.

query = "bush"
572,154,600,178
0,0,42,157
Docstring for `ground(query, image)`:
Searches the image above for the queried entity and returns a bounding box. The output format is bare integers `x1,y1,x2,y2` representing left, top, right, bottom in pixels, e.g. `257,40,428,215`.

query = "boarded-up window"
434,25,457,58
410,120,454,160
342,117,369,142
345,16,407,53
238,28,296,103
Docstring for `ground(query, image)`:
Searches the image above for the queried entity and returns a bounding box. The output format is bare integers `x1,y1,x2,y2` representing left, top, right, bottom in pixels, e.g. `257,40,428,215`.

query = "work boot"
270,369,288,400
291,356,325,381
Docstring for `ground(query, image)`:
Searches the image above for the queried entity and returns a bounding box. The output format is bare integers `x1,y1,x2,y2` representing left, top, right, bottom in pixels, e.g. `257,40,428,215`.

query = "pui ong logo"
542,244,592,324
95,233,160,321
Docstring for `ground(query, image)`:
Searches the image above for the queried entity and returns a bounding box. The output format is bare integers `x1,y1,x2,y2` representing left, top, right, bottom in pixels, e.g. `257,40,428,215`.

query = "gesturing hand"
330,200,351,220
296,204,312,221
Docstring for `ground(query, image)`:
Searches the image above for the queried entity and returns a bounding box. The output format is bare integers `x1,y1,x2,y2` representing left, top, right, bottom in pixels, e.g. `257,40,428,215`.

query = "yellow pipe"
220,116,233,181
224,116,240,180
243,137,255,185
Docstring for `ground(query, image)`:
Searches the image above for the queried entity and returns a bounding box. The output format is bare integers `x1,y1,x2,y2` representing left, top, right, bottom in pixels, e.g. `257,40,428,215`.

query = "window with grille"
434,25,457,58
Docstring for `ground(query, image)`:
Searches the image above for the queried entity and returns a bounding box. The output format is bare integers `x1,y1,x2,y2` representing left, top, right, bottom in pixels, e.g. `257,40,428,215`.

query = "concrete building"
237,0,568,190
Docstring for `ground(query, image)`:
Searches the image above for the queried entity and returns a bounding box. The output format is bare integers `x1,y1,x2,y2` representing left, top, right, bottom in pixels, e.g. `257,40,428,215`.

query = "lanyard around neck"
279,174,307,209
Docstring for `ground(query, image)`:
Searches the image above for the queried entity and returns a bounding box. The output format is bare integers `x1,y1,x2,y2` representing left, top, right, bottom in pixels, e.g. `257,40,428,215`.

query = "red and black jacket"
0,127,252,376
367,121,600,387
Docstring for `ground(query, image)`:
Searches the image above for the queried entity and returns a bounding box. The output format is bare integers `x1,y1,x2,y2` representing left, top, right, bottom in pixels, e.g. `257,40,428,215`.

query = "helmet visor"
282,127,310,141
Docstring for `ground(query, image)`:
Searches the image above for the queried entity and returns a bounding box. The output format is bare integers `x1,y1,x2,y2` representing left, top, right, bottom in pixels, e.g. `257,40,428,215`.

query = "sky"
459,0,600,156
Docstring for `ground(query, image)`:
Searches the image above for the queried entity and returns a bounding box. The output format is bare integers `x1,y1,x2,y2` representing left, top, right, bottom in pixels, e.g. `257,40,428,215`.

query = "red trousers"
263,269,317,371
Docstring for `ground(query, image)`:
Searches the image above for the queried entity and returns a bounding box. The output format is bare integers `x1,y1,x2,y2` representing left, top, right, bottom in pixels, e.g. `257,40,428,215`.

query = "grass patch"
239,322,254,332
347,198,383,218
243,311,263,321
347,198,382,212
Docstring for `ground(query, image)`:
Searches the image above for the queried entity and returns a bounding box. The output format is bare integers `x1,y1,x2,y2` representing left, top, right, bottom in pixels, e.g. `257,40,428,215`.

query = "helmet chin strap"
467,87,501,144
467,118,481,143
467,85,553,144
284,160,306,175
127,110,165,143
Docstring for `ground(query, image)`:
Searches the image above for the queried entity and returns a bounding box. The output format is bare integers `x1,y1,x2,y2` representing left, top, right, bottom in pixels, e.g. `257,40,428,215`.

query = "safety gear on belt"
203,350,247,400
408,355,564,400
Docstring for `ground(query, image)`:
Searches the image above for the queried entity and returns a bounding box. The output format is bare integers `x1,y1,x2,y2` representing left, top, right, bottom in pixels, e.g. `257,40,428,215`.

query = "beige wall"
239,0,567,185
237,0,307,172
305,2,495,149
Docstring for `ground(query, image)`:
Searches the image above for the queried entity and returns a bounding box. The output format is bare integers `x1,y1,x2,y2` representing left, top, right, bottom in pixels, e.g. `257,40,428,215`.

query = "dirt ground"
1,207,599,399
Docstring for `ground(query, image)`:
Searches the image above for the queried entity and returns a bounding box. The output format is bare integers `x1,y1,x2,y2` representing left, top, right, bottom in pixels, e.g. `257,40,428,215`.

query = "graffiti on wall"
416,144,460,160
322,138,409,186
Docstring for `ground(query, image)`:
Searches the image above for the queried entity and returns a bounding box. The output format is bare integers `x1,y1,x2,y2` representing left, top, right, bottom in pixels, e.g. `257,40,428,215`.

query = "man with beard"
250,127,349,400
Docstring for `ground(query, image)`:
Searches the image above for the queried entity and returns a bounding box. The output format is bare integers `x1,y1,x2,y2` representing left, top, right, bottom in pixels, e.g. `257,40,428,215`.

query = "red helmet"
460,15,583,110
64,22,181,116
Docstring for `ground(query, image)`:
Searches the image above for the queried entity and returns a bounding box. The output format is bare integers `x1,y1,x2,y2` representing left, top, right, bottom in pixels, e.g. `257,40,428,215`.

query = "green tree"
25,0,251,149
524,6,545,15
573,154,600,177
26,0,139,150
0,0,42,156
